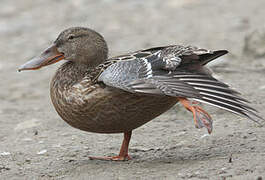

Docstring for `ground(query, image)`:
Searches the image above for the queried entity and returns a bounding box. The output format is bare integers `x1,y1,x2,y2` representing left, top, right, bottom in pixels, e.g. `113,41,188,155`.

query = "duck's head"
18,27,108,71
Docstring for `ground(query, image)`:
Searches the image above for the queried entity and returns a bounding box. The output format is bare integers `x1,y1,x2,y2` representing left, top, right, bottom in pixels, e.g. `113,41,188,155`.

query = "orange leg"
178,98,213,134
89,131,132,161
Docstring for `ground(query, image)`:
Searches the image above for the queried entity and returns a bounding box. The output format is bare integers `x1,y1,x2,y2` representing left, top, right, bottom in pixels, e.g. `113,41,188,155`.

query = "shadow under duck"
19,27,263,161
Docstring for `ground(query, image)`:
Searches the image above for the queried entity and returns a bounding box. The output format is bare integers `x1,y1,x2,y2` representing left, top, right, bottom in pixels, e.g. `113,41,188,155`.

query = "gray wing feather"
98,59,146,92
128,77,201,98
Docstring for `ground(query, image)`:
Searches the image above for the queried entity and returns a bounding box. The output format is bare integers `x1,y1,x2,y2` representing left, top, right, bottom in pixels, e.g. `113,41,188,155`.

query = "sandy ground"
1,0,265,179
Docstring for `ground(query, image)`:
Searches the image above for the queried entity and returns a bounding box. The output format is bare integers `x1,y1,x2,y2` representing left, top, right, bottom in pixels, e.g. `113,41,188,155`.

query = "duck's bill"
18,44,64,72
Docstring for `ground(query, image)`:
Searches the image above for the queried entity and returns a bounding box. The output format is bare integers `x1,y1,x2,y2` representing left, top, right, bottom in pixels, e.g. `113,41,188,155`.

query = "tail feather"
199,50,228,65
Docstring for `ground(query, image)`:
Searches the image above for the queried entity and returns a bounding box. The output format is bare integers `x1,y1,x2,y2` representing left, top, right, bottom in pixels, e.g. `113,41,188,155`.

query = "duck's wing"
98,45,263,122
98,45,227,95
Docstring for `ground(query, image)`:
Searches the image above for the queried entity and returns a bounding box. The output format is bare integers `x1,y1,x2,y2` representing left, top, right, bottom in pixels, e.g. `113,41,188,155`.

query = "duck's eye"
68,35,75,40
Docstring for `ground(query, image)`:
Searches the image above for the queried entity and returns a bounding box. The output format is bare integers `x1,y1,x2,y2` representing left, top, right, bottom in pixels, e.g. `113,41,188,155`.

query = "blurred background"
1,0,265,179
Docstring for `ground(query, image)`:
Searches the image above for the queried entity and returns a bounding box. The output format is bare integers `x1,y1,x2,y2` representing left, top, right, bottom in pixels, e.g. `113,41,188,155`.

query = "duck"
18,27,263,161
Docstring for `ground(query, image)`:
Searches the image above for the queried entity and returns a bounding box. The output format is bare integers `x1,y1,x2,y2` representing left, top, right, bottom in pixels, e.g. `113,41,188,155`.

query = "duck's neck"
51,61,97,89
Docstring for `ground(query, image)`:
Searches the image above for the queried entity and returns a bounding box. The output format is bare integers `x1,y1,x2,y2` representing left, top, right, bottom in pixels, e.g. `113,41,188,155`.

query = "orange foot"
89,131,132,161
178,98,213,134
89,154,132,161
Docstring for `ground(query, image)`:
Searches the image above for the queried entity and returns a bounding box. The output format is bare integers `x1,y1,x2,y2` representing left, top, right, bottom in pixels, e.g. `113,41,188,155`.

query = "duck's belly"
51,85,178,133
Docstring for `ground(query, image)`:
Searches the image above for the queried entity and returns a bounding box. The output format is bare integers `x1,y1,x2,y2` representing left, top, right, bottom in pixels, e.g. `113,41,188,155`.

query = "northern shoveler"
19,27,263,161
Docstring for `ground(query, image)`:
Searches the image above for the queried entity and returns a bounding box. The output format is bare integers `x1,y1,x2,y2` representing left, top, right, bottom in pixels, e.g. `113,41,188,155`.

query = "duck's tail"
199,50,228,66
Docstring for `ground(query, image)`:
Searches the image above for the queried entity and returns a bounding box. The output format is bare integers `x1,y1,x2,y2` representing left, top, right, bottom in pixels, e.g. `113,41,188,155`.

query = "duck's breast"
51,78,178,133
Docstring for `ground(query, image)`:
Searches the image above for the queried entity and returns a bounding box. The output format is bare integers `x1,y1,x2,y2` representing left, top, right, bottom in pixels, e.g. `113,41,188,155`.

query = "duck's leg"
89,131,132,161
178,97,213,134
